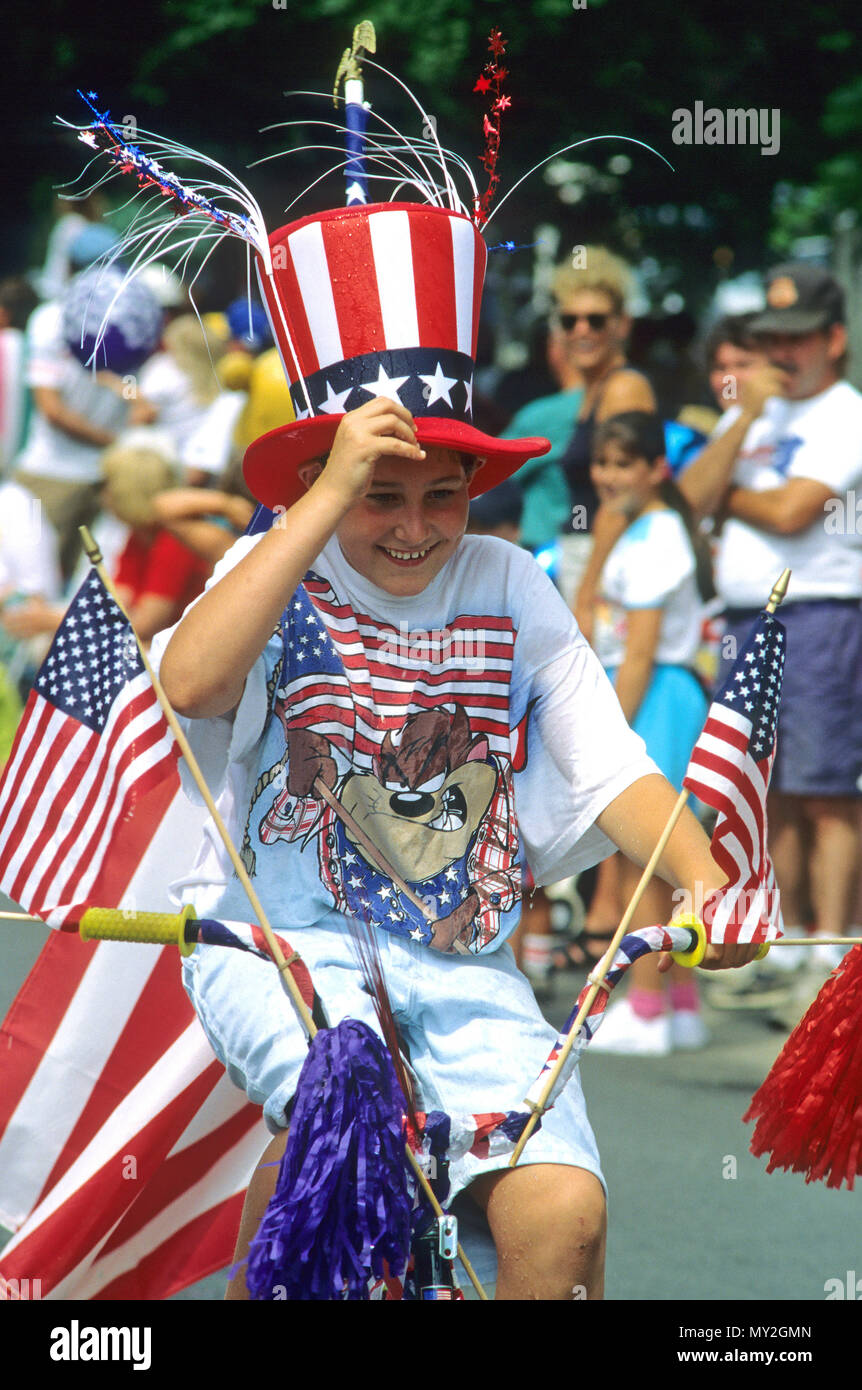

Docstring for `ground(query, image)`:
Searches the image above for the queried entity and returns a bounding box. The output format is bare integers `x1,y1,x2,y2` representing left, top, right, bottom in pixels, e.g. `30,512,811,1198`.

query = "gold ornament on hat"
767,276,799,309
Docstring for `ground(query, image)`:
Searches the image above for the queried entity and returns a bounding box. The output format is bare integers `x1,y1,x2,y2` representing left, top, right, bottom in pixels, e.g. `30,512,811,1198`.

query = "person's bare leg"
804,796,861,938
470,1163,606,1300
584,852,622,931
768,792,810,927
515,887,554,985
225,1131,288,1300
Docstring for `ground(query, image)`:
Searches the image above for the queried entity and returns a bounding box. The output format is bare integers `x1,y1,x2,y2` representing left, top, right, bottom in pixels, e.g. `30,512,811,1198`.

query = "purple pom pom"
245,1018,413,1300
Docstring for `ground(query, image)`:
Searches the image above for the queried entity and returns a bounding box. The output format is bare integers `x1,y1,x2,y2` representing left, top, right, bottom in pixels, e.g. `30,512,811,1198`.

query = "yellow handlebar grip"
754,941,770,960
80,905,197,957
669,913,707,968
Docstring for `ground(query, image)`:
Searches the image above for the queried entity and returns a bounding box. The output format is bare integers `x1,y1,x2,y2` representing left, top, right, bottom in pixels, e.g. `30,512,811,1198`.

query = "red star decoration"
473,74,493,94
489,28,506,55
493,95,511,113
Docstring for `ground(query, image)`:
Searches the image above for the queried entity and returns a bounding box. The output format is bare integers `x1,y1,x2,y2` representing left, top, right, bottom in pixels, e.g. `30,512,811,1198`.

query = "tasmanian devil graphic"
256,703,523,952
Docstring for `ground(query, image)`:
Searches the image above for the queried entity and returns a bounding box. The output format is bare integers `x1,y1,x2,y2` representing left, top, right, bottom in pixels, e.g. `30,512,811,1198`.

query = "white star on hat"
359,365,411,403
317,381,353,414
418,361,458,407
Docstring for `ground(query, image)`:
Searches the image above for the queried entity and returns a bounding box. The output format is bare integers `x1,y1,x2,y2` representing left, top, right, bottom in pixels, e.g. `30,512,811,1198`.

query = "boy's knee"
475,1164,607,1297
540,1171,606,1264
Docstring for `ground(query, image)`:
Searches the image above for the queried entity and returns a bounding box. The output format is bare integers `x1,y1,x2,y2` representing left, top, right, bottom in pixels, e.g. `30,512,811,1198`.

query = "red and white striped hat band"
244,201,550,510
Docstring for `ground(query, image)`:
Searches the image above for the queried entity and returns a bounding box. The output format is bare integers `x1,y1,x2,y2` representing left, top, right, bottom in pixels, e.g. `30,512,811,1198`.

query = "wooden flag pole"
508,789,691,1166
78,527,317,1040
508,569,794,1168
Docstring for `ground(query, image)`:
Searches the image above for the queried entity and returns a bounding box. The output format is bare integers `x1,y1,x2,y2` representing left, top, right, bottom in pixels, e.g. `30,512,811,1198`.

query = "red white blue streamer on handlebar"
189,917,692,1158
524,922,694,1113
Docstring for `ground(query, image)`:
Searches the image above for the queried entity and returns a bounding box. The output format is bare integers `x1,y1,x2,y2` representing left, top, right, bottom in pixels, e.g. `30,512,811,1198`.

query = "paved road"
1,903,858,1305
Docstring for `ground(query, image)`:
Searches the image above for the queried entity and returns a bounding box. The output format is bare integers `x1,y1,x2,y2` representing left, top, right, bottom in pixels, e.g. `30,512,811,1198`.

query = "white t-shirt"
151,532,658,952
0,480,62,598
712,380,862,606
15,302,129,484
137,353,216,458
592,507,704,669
0,328,27,476
180,390,246,476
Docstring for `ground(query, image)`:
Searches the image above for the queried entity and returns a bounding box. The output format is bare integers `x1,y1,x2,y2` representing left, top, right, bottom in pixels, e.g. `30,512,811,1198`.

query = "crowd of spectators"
2,203,860,1050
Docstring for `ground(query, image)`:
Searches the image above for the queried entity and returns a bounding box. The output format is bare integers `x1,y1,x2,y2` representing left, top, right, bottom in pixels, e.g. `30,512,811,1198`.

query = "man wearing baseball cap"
679,263,862,1020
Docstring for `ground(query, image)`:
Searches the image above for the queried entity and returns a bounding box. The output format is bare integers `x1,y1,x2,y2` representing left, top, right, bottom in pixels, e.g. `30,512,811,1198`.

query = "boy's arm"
595,773,760,969
159,398,424,719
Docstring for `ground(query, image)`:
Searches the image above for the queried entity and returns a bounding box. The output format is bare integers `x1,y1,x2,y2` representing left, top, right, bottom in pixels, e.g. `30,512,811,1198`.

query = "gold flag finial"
333,20,377,104
766,568,791,614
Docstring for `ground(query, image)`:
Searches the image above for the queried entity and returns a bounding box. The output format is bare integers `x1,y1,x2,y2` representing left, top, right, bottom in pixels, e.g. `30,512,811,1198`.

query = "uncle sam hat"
245,200,549,510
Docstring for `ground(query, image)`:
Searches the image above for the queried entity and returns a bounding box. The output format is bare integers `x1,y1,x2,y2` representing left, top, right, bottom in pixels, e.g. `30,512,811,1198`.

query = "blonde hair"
101,444,179,528
162,313,226,405
552,246,634,315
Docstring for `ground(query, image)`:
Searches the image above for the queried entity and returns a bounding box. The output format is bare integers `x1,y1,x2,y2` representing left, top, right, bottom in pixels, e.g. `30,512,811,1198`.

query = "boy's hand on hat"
321,398,426,505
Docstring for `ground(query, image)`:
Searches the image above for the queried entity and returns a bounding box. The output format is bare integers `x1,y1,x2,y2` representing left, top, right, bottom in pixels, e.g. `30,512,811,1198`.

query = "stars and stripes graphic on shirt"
257,572,523,949
288,571,517,760
683,610,786,944
0,571,180,926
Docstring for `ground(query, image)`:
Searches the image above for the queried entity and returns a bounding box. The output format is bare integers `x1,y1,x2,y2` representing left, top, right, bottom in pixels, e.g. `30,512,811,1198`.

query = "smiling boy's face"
326,447,476,596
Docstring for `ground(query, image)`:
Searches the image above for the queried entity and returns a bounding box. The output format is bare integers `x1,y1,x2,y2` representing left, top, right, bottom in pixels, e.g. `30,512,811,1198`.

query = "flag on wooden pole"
0,569,179,925
0,567,264,1298
682,609,786,944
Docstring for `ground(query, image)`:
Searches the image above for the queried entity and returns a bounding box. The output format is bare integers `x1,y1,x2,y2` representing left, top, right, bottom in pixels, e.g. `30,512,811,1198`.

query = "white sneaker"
669,1010,710,1050
589,999,671,1056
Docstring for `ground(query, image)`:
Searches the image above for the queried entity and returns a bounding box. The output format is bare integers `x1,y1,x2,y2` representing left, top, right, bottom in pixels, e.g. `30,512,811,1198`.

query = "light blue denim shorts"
182,918,605,1201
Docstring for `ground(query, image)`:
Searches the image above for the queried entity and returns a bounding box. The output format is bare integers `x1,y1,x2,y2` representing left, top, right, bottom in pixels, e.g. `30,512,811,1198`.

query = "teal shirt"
500,388,583,549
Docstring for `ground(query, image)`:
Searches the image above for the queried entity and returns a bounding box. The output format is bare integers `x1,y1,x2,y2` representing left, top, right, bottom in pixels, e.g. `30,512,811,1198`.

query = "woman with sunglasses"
551,247,656,616
550,250,656,960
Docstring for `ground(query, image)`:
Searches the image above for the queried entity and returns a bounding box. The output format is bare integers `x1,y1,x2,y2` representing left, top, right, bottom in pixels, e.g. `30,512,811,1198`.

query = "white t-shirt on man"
711,380,862,607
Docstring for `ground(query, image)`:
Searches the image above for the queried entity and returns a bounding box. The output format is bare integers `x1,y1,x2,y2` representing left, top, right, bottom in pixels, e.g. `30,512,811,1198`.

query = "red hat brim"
243,414,551,511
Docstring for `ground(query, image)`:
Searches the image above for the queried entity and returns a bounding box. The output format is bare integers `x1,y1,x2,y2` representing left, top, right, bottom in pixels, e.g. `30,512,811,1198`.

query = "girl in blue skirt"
587,411,714,1055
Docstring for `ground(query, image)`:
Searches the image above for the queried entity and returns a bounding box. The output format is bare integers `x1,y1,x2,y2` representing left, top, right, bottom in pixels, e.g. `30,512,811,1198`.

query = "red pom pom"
744,945,862,1190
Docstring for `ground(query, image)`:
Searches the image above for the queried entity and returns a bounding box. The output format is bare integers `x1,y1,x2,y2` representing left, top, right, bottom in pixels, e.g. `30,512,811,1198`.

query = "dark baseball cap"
748,264,845,335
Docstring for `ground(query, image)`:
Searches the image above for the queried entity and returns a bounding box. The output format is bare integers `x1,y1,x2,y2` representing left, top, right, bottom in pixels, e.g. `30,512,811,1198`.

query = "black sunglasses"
556,312,611,332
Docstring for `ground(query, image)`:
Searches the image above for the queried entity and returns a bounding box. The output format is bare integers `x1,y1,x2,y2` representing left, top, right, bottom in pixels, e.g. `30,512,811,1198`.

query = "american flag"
0,570,179,925
0,568,265,1298
682,610,786,944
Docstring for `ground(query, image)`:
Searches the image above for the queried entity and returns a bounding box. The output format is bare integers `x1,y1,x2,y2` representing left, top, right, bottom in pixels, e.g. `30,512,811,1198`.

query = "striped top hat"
244,201,550,510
